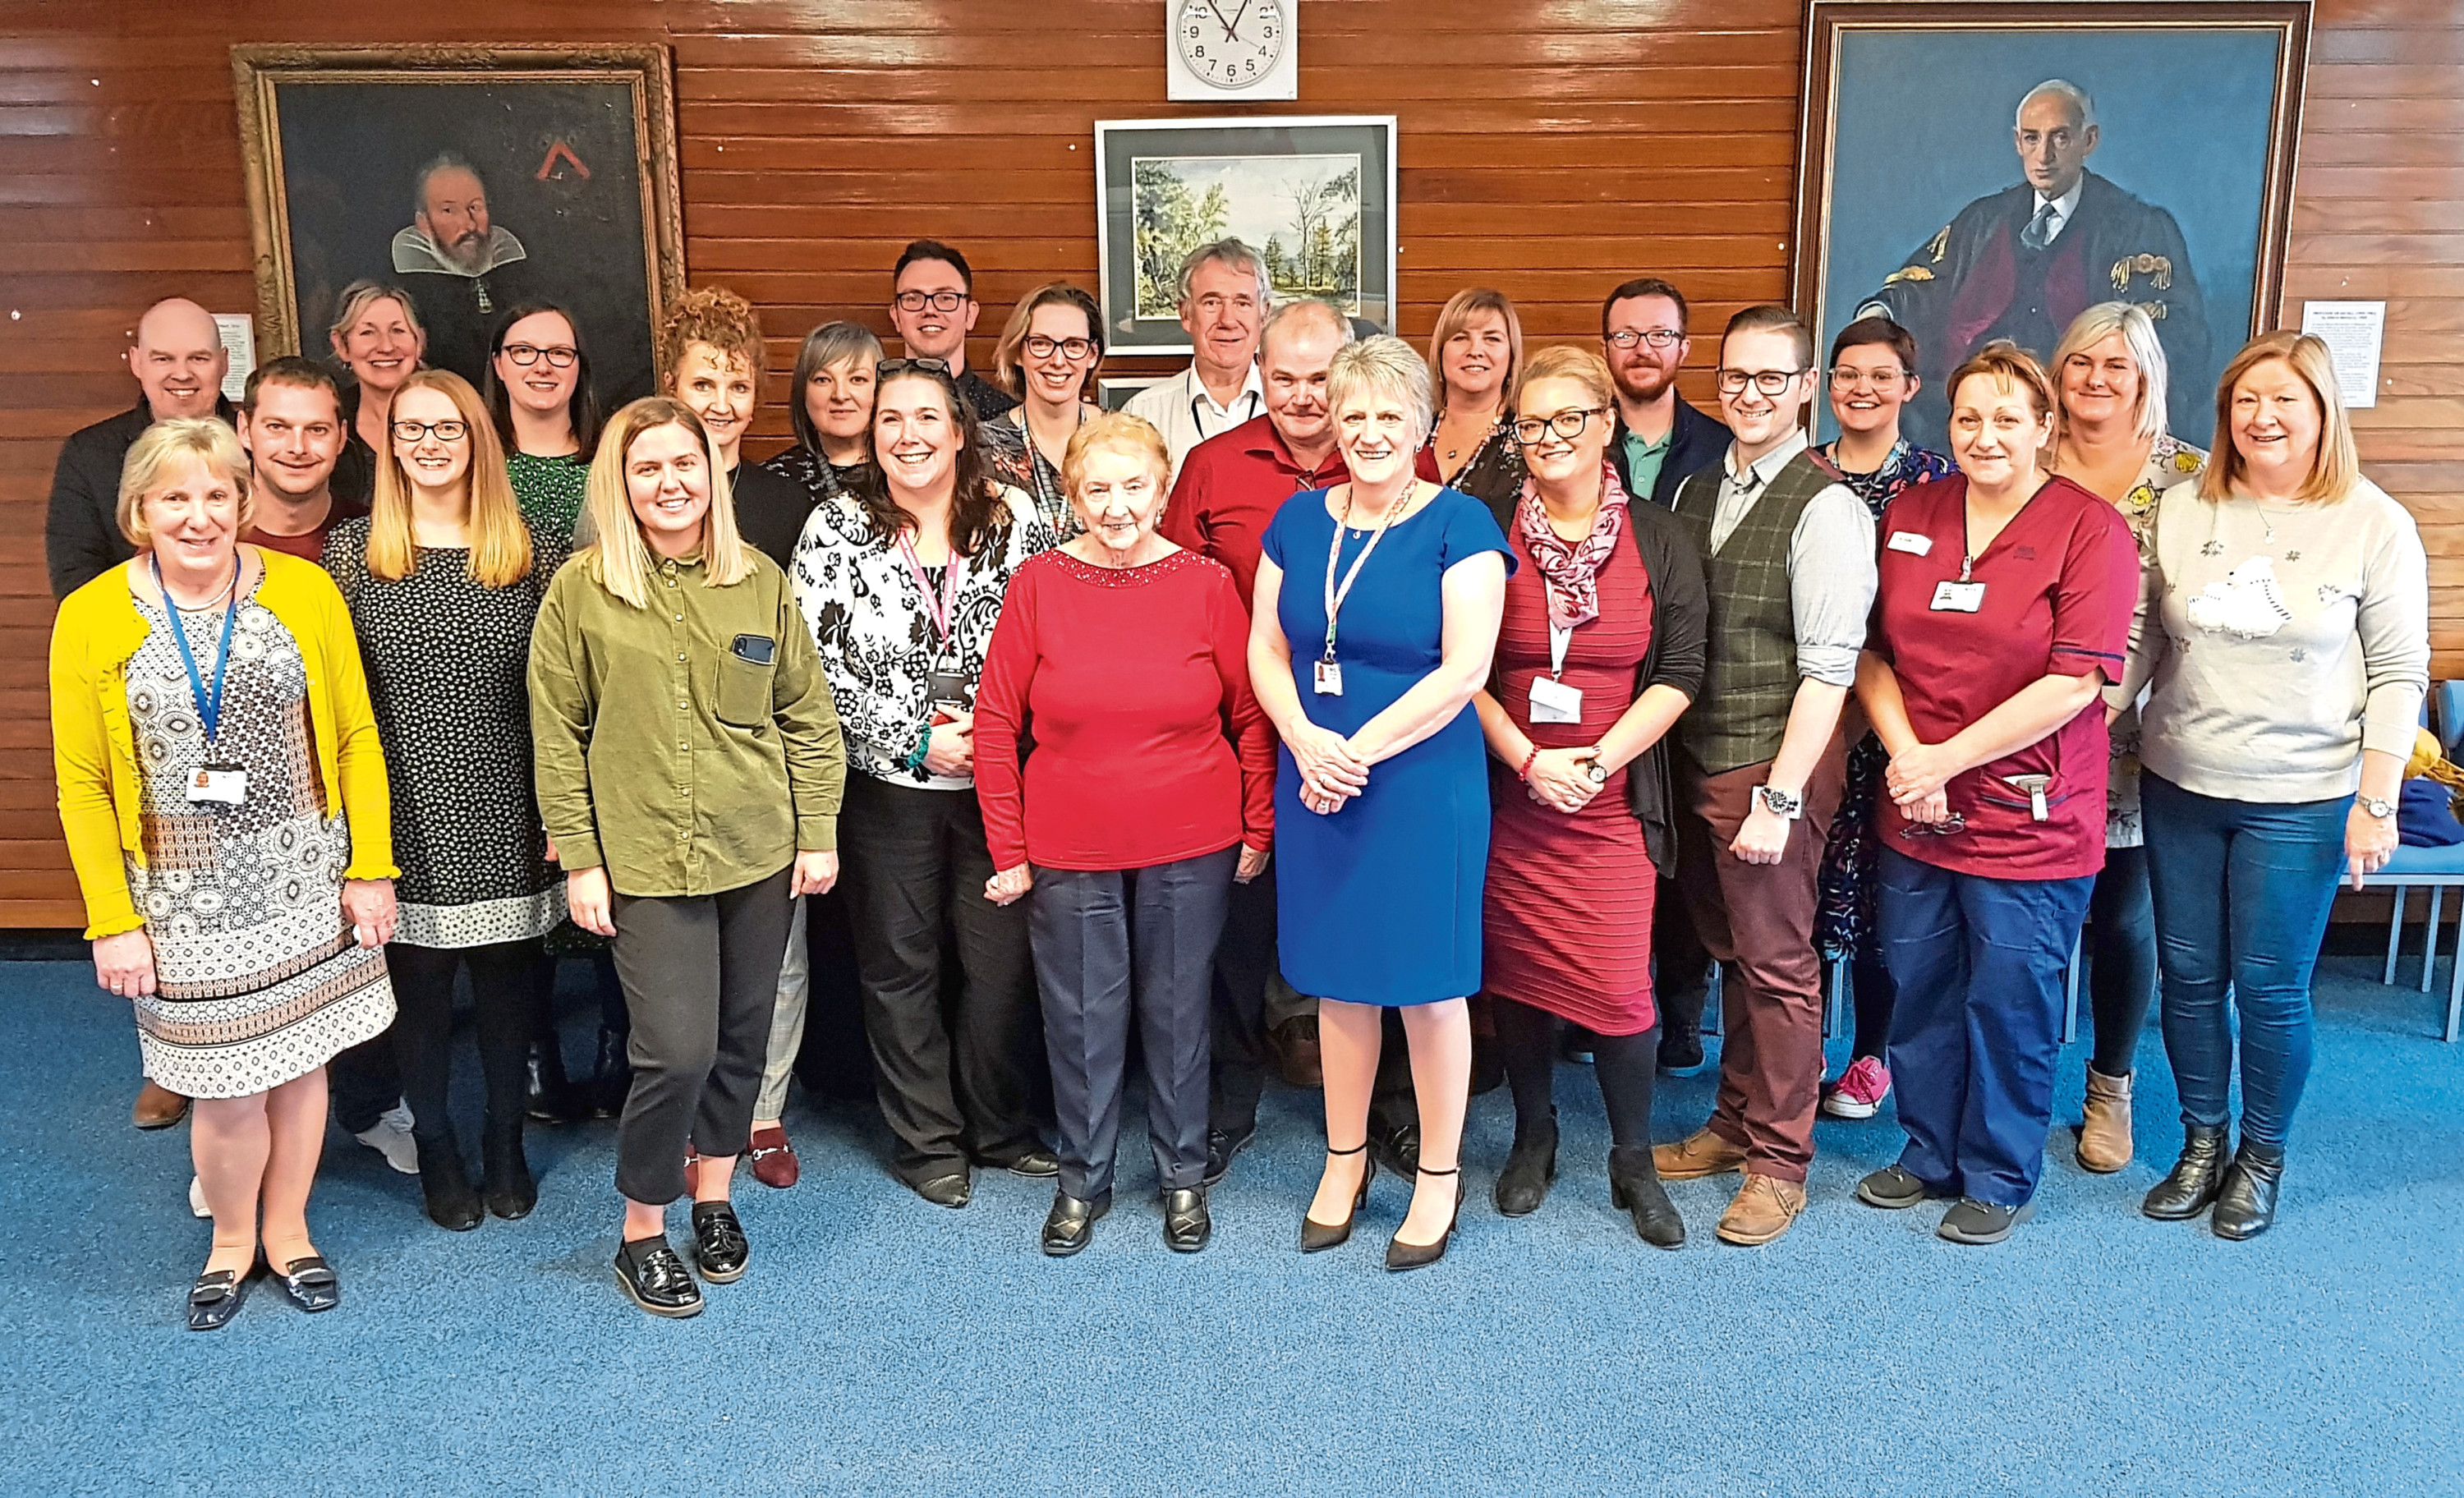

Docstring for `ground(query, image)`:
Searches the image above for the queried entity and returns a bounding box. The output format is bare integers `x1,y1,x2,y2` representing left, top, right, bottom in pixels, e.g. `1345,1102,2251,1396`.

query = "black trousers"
1031,848,1236,1199
1207,858,1278,1137
1650,877,1715,1035
386,937,542,1146
609,866,793,1206
839,775,1043,1184
326,1032,402,1136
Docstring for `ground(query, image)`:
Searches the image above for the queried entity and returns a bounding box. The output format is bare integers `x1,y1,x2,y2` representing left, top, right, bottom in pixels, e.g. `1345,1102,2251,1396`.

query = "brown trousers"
1674,739,1847,1183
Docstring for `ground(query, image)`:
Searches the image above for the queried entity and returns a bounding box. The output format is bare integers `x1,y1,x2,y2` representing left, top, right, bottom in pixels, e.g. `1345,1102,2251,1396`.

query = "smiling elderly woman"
1249,335,1515,1272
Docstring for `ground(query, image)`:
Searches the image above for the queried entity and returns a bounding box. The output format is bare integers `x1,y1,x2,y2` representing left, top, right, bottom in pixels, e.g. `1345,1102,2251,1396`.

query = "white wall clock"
1166,0,1299,102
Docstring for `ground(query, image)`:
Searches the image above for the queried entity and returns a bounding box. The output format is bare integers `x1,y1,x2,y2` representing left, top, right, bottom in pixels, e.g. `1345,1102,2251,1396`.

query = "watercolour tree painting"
1130,153,1363,319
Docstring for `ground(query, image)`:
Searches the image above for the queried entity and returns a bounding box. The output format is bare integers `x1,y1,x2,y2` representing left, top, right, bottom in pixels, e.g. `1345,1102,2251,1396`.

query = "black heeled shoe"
1494,1110,1558,1217
2142,1124,2231,1220
2211,1142,2284,1240
272,1254,341,1313
414,1130,484,1231
1608,1143,1687,1248
1386,1166,1461,1272
186,1259,257,1331
1300,1143,1374,1253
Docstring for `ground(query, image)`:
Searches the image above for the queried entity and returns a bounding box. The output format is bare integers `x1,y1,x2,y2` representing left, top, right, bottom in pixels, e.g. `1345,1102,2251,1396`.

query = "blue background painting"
1817,27,2282,445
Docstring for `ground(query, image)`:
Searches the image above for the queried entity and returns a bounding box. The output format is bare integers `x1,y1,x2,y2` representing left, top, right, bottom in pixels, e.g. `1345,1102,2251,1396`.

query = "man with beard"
889,239,1017,422
1127,239,1268,484
390,152,536,388
1598,277,1732,1076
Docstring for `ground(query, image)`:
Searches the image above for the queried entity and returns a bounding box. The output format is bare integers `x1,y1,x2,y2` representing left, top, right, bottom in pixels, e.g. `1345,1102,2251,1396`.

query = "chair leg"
2448,909,2463,1043
2062,930,2081,1045
2385,885,2407,986
2426,886,2445,995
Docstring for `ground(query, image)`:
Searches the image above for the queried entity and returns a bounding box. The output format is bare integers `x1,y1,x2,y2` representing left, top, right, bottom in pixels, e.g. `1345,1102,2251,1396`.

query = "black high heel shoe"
1300,1143,1374,1253
1386,1166,1462,1273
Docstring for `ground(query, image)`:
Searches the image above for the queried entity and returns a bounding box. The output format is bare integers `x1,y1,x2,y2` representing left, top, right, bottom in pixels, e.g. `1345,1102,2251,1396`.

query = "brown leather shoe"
1715,1172,1808,1246
1269,1015,1323,1089
1651,1127,1748,1181
133,1081,189,1130
748,1126,799,1190
2076,1067,2135,1174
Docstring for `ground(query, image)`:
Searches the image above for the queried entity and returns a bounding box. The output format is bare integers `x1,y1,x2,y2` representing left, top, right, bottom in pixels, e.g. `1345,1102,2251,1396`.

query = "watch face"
1175,0,1286,89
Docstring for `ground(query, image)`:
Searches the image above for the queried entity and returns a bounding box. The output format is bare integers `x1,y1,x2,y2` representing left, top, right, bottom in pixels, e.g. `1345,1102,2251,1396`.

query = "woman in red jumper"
976,413,1275,1257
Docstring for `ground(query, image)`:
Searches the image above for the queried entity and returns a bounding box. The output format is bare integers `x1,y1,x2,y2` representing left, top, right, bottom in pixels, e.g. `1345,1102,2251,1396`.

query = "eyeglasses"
1899,812,1968,838
391,419,470,443
1605,329,1684,350
1829,366,1907,390
1716,368,1809,396
894,290,968,314
1024,335,1099,361
1510,407,1611,445
500,343,578,369
876,357,953,379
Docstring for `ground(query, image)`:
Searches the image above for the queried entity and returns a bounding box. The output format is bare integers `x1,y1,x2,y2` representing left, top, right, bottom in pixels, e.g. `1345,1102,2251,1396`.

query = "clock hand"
1224,0,1252,40
1202,0,1236,41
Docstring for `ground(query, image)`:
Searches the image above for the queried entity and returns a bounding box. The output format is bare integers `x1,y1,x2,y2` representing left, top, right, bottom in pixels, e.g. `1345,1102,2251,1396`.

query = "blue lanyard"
150,555,241,745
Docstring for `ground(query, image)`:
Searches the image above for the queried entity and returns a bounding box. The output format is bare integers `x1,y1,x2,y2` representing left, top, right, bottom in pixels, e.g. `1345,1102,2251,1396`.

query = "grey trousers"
1030,848,1238,1200
755,895,811,1122
609,866,793,1206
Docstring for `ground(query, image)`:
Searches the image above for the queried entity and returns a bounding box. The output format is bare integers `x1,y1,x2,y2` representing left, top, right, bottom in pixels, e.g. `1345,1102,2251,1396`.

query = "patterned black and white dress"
323,518,565,947
124,577,395,1098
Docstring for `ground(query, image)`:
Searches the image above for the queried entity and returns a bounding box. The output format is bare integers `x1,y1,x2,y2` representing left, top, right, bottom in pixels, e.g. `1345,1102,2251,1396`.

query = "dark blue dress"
1262,485,1515,1005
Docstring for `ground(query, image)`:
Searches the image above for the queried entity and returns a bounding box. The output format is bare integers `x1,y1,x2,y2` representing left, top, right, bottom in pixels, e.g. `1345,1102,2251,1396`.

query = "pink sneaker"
1822,1055,1892,1119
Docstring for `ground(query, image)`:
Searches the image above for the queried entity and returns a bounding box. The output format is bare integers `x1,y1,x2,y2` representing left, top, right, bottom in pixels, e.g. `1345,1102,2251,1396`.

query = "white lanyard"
1549,622,1573,680
1193,388,1262,443
1321,490,1409,664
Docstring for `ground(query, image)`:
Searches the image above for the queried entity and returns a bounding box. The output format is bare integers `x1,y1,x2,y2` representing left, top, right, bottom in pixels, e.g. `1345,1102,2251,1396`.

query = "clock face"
1175,0,1286,90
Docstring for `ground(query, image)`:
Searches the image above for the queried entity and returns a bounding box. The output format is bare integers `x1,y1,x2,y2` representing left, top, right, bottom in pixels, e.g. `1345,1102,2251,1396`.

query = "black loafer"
1203,1128,1254,1188
689,1202,750,1283
1163,1187,1212,1252
614,1234,702,1318
273,1254,341,1313
1041,1190,1111,1257
1937,1197,2035,1245
186,1264,255,1332
913,1171,972,1209
998,1146,1061,1179
1856,1164,1948,1211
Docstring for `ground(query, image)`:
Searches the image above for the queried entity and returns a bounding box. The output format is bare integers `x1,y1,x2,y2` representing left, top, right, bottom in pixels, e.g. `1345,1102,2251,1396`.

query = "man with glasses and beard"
390,153,537,388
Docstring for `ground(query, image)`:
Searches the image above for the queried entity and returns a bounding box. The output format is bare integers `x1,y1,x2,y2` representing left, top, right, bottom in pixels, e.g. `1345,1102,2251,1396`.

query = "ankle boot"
481,1114,537,1220
2074,1067,2134,1174
587,1027,632,1119
1492,1109,1558,1217
2211,1142,2283,1240
1608,1143,1686,1248
526,1039,586,1125
2141,1123,2230,1220
414,1129,483,1231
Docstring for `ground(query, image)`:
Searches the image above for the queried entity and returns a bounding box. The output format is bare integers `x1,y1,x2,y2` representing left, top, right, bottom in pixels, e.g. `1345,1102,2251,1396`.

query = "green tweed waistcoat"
1668,448,1841,774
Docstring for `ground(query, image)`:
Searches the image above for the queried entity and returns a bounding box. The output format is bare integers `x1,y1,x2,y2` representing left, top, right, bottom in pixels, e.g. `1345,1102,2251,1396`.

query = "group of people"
46,231,2427,1329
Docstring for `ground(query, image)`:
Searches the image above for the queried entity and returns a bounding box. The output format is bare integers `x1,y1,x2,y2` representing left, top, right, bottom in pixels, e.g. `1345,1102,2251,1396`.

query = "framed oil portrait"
1791,2,2311,449
232,44,685,408
1094,116,1397,356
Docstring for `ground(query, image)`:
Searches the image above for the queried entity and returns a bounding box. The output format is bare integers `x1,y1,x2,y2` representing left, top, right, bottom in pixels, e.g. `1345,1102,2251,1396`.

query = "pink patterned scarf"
1515,461,1630,632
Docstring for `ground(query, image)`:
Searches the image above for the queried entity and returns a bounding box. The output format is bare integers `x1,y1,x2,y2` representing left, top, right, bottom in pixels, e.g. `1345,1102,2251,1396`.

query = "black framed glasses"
1023,335,1099,361
1716,367,1810,396
894,290,968,314
390,419,470,443
876,357,953,379
1605,329,1684,350
500,343,578,368
1510,407,1611,446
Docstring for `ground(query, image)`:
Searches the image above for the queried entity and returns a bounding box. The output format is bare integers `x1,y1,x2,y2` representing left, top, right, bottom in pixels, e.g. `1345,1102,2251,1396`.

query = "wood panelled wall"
1,0,2456,926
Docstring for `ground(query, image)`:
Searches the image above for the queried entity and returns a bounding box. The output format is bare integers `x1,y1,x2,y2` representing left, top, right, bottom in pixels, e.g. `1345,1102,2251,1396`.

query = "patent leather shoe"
186,1262,255,1331
1300,1143,1374,1252
913,1171,972,1210
1163,1188,1211,1252
2211,1143,2283,1241
2142,1124,2231,1220
614,1234,702,1318
273,1255,341,1313
997,1146,1061,1179
689,1201,750,1282
1041,1190,1110,1257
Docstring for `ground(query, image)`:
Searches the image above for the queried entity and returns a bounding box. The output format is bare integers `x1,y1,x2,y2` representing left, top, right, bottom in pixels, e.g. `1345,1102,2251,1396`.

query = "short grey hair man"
2016,78,2096,130
1178,237,1271,306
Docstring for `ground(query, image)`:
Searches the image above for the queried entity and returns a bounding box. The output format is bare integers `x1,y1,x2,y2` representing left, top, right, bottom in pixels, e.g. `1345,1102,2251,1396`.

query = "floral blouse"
789,484,1054,788
1817,437,1956,519
981,407,1087,540
2096,433,2206,848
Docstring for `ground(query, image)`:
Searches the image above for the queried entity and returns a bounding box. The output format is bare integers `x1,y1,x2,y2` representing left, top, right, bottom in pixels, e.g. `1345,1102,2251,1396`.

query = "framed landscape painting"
1791,2,2310,449
1094,116,1397,355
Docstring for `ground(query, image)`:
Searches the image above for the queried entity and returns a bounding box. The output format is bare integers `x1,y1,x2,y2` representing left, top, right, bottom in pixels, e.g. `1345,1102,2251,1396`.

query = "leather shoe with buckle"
273,1254,342,1313
614,1234,702,1318
1653,1127,1748,1182
1163,1187,1211,1252
690,1201,750,1282
1041,1190,1110,1256
186,1261,255,1331
135,1080,189,1130
1715,1172,1807,1246
748,1125,799,1189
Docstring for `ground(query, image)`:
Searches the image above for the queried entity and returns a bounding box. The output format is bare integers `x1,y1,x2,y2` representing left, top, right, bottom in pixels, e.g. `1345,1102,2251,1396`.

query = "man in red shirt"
1161,296,1354,1180
237,358,370,563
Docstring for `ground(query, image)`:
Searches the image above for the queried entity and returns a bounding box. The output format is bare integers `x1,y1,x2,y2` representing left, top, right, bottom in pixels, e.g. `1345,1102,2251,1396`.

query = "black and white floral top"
790,484,1053,789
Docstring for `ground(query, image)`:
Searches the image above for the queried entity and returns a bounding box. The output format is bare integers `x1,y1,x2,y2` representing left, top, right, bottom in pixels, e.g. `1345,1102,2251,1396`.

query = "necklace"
2251,496,2305,545
163,557,241,612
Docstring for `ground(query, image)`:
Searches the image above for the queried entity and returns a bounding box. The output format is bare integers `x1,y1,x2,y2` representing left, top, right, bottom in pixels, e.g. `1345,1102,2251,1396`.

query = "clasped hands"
1289,724,1369,816
1524,747,1605,815
1884,741,1959,828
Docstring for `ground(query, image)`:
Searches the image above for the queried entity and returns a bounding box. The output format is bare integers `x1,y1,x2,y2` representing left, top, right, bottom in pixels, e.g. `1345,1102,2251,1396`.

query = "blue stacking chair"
2374,681,2464,1041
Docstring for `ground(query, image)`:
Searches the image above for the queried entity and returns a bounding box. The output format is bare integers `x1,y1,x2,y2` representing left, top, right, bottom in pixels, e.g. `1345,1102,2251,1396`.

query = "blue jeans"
2140,773,2350,1151
1878,848,2096,1207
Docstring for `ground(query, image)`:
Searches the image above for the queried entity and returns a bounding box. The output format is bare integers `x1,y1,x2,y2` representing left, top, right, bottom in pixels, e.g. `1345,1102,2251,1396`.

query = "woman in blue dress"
1248,335,1513,1271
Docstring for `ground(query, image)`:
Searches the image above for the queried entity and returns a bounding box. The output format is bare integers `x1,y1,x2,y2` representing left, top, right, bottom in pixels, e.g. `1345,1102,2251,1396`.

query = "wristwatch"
1754,784,1804,820
1584,761,1609,786
2360,796,2397,820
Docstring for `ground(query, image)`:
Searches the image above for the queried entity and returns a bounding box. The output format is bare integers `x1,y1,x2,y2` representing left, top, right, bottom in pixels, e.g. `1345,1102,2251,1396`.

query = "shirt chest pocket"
715,646,776,729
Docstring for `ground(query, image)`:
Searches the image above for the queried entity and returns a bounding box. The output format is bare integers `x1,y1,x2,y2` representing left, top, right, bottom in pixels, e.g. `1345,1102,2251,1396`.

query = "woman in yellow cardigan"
51,417,398,1331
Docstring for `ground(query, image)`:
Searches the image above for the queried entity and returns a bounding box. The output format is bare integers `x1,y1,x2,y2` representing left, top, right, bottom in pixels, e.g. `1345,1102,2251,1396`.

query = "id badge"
925,670,970,721
189,764,247,805
1887,531,1933,556
1930,580,1986,613
1313,659,1344,696
1529,675,1584,724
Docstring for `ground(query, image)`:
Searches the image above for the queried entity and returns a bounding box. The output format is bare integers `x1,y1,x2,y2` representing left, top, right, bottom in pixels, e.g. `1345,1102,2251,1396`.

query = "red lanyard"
894,531,966,650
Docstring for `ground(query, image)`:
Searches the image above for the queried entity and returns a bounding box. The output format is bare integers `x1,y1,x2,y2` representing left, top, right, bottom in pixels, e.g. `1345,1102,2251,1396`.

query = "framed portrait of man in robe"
232,44,685,407
1791,2,2311,451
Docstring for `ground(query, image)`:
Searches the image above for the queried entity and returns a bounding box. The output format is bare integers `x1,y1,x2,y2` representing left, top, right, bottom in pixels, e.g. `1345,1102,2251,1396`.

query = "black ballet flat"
186,1262,256,1332
1386,1167,1462,1273
273,1255,341,1314
1300,1143,1375,1253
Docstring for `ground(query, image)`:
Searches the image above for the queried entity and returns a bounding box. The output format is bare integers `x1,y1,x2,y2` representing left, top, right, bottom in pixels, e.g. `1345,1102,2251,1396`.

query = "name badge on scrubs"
1313,659,1344,696
189,764,247,805
1887,531,1933,555
1529,675,1584,724
1930,580,1986,613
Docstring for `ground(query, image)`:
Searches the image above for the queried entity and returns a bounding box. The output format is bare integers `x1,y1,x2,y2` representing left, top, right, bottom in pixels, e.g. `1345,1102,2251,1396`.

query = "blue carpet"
2,954,2459,1496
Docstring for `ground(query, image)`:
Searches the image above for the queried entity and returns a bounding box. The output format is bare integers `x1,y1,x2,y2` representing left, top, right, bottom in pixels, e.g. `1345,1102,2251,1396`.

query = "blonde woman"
986,283,1106,537
1418,287,1527,507
51,418,398,1329
2126,332,2428,1240
324,369,564,1230
326,281,427,504
530,397,846,1316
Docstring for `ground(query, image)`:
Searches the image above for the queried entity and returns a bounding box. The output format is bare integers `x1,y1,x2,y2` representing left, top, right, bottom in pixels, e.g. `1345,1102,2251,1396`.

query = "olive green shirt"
529,549,844,898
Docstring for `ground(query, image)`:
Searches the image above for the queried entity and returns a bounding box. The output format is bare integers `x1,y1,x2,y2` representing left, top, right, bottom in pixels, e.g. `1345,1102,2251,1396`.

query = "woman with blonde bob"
323,367,564,1231
530,397,846,1317
1417,287,1527,507
52,417,398,1329
2122,332,2428,1240
974,413,1274,1257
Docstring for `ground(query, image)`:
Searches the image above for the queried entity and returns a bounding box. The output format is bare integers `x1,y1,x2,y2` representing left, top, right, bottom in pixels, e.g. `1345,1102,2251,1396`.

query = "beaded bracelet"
1517,745,1540,781
903,728,934,774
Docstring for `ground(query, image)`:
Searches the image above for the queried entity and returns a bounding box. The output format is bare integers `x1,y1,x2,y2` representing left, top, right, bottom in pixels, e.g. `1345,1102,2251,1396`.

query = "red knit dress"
1481,526,1658,1036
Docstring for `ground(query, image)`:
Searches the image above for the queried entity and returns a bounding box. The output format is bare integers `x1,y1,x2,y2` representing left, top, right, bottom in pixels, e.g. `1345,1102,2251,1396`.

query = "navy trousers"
1878,847,2096,1207
1028,848,1238,1201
